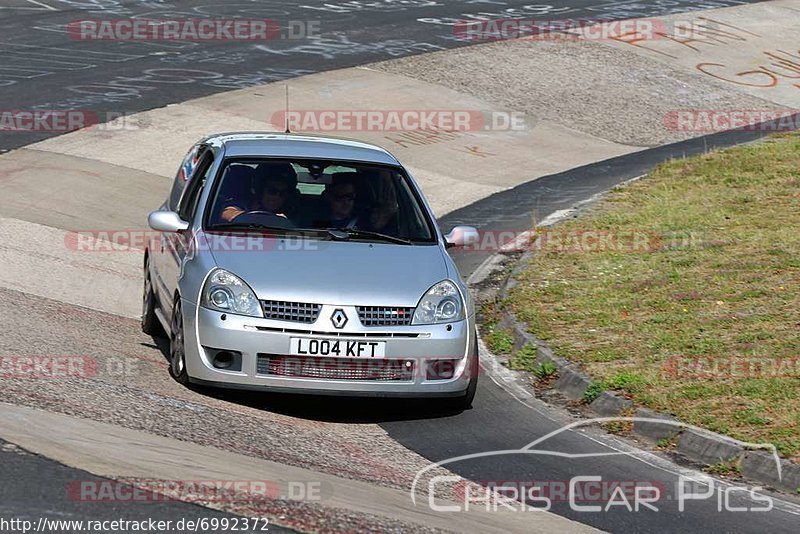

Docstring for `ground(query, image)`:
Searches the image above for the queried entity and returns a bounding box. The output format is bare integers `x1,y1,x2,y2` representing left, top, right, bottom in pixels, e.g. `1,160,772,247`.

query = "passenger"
365,201,399,234
316,174,359,229
361,172,399,234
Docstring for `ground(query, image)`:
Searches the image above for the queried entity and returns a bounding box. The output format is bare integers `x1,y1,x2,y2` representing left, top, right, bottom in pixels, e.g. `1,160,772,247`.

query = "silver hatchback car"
143,133,480,408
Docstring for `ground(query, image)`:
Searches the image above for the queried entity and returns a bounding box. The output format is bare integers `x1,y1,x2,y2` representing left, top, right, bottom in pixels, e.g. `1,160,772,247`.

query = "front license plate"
290,338,386,358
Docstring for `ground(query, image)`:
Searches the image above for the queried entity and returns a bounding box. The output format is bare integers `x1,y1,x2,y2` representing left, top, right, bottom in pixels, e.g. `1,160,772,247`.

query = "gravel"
0,287,458,530
370,38,781,147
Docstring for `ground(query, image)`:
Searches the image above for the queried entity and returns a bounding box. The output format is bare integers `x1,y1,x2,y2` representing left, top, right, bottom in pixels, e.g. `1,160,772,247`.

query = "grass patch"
506,132,800,460
508,345,559,383
486,328,514,354
532,360,558,381
508,344,537,371
656,436,679,451
706,458,742,477
583,382,605,404
605,371,649,394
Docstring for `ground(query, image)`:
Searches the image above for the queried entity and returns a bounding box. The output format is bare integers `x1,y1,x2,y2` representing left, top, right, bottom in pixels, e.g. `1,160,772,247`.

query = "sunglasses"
334,193,356,202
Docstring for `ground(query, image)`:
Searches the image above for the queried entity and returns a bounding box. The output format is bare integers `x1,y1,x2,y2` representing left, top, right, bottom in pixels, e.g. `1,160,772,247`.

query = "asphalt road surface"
388,128,800,532
5,1,798,533
0,439,294,534
0,0,763,151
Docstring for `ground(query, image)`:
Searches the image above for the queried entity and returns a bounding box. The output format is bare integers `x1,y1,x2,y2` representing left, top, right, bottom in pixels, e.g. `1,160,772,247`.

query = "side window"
177,149,215,223
168,145,202,211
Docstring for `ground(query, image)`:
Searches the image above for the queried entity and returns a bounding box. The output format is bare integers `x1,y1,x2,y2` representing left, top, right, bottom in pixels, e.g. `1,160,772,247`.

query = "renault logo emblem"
331,309,348,329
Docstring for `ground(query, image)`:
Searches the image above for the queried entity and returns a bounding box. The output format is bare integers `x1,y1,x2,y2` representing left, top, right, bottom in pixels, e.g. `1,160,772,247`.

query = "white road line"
498,230,536,253
537,208,575,227
24,0,58,11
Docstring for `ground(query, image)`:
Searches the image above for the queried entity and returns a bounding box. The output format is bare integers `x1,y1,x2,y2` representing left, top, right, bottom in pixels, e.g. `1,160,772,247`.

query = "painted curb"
492,252,800,495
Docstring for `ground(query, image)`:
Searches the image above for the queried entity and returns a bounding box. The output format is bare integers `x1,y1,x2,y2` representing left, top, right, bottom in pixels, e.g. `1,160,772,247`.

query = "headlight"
201,269,262,317
412,280,464,325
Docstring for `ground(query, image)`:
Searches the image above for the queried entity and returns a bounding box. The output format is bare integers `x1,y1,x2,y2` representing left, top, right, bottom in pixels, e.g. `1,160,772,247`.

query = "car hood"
204,235,449,307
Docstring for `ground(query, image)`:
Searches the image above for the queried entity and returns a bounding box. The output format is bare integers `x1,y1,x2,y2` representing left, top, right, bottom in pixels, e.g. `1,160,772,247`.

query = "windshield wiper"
208,223,329,238
326,228,413,245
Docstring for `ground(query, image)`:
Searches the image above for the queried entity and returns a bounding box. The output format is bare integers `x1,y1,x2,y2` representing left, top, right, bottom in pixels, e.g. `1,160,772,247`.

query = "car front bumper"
183,300,477,397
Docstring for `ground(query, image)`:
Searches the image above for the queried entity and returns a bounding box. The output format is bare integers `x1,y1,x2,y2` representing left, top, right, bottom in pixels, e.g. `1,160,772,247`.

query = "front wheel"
169,298,189,385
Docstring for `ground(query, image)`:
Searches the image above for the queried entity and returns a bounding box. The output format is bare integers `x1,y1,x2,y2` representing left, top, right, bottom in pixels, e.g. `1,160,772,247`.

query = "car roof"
203,132,400,166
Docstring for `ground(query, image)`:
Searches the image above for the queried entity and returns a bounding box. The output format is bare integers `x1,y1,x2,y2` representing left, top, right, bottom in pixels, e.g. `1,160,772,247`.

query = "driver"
221,162,297,222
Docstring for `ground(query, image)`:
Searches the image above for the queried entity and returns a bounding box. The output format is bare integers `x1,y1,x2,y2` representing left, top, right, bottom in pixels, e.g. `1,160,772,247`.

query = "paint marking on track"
24,0,58,11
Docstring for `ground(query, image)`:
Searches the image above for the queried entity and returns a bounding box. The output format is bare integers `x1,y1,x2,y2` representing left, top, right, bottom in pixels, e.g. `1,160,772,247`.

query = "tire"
169,297,190,385
141,259,164,337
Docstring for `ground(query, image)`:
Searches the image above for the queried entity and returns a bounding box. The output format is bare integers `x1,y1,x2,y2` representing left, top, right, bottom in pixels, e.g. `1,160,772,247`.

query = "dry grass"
507,132,800,459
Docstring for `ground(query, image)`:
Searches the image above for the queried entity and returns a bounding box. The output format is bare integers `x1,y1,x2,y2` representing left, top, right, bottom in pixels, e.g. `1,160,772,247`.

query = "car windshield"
205,158,436,243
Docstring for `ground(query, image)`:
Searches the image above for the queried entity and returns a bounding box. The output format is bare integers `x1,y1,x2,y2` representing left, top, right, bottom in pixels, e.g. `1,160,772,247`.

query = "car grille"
260,300,321,324
254,326,423,338
256,355,414,381
357,306,414,327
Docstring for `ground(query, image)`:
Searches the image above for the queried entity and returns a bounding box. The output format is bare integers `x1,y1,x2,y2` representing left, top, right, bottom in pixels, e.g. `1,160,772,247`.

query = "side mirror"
148,211,189,233
445,226,479,248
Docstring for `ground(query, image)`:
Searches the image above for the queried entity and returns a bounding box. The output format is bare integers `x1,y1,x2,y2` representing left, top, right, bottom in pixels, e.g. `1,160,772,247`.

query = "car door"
156,146,215,318
151,144,199,309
